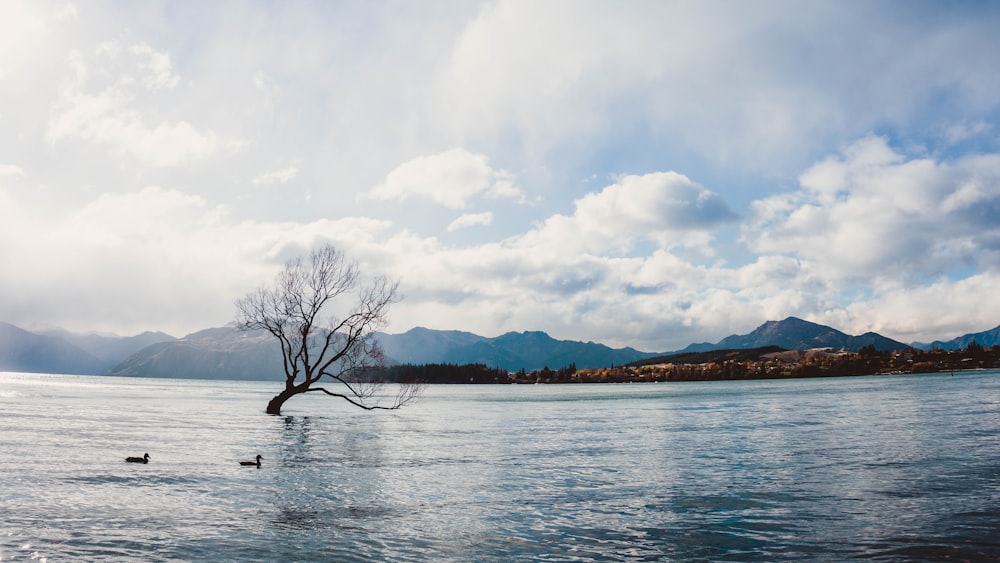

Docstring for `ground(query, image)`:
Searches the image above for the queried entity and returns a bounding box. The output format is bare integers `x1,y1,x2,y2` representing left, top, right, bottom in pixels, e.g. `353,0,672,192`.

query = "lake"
1,370,999,561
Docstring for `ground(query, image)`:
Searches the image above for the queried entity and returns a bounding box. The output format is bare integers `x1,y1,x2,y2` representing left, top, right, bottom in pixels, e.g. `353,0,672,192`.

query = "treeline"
375,363,511,384
372,343,1000,384
569,342,1000,383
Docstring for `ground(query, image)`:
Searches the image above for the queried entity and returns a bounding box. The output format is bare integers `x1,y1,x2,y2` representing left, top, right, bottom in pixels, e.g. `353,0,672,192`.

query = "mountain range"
676,316,909,353
1,317,997,380
0,321,173,375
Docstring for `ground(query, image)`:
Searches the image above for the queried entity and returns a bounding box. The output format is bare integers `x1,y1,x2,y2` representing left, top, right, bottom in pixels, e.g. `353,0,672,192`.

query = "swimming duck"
125,453,150,463
240,454,263,467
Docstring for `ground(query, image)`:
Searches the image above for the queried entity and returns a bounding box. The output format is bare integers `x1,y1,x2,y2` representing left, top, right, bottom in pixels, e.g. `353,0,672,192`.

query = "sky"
2,0,1000,352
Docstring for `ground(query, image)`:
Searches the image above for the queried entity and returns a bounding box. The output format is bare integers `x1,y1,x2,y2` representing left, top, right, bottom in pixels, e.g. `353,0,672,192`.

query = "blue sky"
2,0,1000,351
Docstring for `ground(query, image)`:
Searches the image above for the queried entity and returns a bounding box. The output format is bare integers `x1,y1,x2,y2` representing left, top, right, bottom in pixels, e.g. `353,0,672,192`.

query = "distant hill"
915,324,1000,351
674,317,909,353
379,327,656,371
107,327,283,380
38,328,175,372
377,327,486,365
0,321,105,374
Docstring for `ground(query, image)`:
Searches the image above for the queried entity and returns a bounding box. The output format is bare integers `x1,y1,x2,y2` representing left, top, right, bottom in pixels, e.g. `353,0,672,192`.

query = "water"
1,371,999,562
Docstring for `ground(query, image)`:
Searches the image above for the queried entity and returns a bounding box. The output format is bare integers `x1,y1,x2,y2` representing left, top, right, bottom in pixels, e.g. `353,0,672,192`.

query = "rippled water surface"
2,371,1000,561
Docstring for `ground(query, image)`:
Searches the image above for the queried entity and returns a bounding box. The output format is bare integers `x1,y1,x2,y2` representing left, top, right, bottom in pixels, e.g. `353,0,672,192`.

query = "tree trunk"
266,387,298,415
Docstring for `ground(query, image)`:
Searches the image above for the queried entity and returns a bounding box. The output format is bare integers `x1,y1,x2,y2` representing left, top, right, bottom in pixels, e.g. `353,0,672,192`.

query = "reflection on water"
1,371,999,561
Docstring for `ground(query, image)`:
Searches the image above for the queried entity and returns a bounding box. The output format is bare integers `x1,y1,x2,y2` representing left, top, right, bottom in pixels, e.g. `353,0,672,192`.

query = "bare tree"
235,244,421,415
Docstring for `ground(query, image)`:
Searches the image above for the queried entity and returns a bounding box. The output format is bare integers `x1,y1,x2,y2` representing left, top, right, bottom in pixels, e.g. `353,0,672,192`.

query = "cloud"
0,1,45,59
252,165,299,186
515,172,736,254
434,2,655,158
743,135,1000,284
447,212,493,232
90,40,179,91
0,164,25,177
431,1,1000,186
0,185,397,337
838,273,1000,343
366,149,525,209
53,4,78,21
943,120,993,144
129,43,180,90
45,42,222,167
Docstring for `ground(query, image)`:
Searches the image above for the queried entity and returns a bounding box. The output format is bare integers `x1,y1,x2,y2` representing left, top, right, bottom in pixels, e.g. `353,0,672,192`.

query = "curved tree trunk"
266,387,298,415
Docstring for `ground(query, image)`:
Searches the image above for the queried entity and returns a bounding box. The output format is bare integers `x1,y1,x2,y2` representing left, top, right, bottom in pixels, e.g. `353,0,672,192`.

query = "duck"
240,454,262,467
125,453,150,463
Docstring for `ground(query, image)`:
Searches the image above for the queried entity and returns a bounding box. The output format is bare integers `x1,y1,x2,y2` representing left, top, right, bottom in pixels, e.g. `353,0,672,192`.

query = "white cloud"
0,164,25,177
744,136,1000,284
252,70,269,90
0,188,26,251
447,212,493,232
0,0,46,81
45,42,222,167
252,165,299,186
839,273,1000,344
431,1,1000,185
130,42,180,90
516,172,735,255
366,149,525,209
90,40,179,91
54,4,78,21
0,1,45,49
434,1,656,159
943,120,992,144
0,186,397,337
